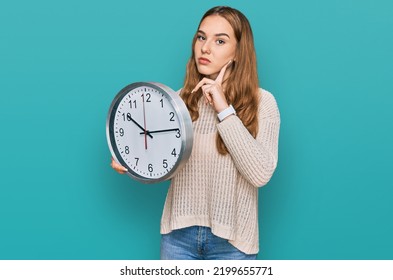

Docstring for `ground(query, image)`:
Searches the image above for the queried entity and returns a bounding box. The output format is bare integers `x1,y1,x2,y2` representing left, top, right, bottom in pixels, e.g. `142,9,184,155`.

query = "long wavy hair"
181,6,260,155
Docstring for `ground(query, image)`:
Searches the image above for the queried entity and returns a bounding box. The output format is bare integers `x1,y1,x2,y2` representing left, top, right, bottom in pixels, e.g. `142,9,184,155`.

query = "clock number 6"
148,164,153,172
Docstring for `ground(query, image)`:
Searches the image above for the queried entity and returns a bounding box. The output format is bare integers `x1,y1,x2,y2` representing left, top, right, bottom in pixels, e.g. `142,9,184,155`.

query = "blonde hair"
182,6,260,155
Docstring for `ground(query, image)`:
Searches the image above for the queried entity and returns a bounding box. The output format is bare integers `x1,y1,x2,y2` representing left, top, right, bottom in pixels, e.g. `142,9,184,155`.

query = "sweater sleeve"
216,89,280,187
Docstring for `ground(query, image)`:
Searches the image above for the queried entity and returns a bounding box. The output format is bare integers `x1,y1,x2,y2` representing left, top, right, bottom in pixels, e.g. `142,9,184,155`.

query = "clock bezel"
106,82,193,184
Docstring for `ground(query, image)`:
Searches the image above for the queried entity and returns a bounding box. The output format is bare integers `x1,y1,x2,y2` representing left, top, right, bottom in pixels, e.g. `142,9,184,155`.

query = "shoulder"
258,88,277,105
257,88,280,120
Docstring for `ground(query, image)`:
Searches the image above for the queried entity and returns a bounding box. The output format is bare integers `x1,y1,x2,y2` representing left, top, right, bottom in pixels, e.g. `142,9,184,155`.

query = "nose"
201,40,211,54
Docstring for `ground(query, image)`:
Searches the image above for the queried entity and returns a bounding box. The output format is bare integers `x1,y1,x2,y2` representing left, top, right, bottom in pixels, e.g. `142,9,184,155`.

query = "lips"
198,57,211,65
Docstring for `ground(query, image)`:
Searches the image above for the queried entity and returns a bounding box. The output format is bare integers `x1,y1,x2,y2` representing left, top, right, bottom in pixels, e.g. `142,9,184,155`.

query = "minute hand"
141,128,180,134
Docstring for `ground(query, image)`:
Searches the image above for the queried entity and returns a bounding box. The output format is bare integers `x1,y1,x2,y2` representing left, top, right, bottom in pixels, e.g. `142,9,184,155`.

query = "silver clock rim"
106,82,193,184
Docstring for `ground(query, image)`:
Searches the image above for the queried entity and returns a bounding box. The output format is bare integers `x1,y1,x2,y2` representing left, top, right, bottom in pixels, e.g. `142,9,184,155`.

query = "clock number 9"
119,128,124,137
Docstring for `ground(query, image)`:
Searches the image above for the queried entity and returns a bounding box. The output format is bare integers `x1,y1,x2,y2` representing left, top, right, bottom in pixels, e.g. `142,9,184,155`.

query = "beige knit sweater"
160,88,280,254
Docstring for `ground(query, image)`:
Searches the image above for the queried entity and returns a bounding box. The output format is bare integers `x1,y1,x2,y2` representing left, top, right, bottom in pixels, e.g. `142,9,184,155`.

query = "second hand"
142,93,148,150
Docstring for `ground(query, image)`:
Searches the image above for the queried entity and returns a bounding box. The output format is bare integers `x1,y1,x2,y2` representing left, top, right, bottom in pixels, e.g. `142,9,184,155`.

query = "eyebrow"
197,30,230,39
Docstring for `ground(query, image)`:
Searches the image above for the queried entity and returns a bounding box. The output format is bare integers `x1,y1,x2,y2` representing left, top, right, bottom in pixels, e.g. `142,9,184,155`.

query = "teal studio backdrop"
1,0,392,260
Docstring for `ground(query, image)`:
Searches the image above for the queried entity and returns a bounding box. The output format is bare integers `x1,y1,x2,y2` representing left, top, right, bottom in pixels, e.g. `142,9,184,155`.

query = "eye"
197,35,206,41
216,39,225,45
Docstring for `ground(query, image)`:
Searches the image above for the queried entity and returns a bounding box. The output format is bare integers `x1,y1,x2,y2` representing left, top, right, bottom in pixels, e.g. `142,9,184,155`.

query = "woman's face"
194,15,237,80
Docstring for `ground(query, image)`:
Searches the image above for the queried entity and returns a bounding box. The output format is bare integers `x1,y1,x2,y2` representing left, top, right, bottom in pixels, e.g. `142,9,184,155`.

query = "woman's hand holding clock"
111,157,127,174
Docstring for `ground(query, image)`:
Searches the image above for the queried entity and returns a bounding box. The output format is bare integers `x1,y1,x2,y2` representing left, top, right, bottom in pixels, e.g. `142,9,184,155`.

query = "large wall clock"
106,82,193,183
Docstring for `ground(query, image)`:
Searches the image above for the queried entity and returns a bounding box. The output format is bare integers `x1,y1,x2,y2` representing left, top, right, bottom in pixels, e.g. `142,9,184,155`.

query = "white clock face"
109,84,184,180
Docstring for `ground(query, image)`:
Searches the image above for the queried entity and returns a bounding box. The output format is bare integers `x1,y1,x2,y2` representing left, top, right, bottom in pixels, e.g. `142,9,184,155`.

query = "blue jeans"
160,226,257,260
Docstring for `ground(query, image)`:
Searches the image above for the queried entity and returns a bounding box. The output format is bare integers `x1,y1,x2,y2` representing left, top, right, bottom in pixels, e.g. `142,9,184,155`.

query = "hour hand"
130,117,153,138
140,128,180,135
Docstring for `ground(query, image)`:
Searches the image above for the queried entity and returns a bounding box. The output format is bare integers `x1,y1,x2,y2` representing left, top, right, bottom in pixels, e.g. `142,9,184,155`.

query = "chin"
196,65,217,77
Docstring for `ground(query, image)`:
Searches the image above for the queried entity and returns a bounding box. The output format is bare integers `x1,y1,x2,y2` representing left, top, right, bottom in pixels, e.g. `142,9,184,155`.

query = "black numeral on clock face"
171,148,177,157
141,93,151,102
122,113,132,121
125,146,130,154
169,112,175,121
129,100,137,109
148,164,153,172
163,159,168,168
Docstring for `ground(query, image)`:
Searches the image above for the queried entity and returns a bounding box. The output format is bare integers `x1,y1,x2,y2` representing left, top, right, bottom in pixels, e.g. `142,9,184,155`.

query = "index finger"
191,77,214,93
215,60,232,84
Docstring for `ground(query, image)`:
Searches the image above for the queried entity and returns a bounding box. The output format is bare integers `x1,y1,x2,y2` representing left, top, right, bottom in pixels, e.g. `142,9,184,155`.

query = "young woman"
111,6,280,260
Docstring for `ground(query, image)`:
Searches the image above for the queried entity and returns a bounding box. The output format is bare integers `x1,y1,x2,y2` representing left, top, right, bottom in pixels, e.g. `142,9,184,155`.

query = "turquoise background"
1,0,392,260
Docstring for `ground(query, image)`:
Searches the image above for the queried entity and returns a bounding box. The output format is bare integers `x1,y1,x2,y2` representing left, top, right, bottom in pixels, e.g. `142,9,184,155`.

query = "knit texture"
160,88,280,254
